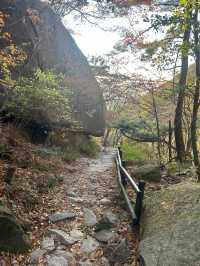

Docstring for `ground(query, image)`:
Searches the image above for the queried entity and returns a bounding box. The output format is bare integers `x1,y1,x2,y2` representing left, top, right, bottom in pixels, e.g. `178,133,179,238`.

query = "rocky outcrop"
1,0,105,136
139,182,200,266
0,206,31,253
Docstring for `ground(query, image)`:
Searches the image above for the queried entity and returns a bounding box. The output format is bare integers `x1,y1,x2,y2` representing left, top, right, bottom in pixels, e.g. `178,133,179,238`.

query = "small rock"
53,250,73,262
41,237,55,251
104,210,118,225
108,239,130,264
66,166,77,173
99,198,111,205
94,230,116,243
70,229,83,241
67,191,77,197
69,197,84,203
83,208,97,226
30,249,46,264
46,255,68,266
100,257,110,266
78,259,93,266
80,236,99,253
95,217,113,232
49,212,76,223
48,229,78,245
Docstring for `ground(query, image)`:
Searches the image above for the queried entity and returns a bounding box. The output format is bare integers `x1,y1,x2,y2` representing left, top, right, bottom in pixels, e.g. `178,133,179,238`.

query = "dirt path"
4,148,139,266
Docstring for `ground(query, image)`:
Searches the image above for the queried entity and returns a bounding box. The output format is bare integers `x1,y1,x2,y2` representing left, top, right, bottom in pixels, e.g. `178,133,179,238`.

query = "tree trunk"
168,120,172,162
174,23,191,162
191,6,200,180
151,87,161,164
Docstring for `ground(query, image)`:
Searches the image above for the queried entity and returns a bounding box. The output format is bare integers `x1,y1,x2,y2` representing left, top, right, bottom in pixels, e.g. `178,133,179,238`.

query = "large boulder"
139,182,200,266
0,206,31,253
0,0,105,136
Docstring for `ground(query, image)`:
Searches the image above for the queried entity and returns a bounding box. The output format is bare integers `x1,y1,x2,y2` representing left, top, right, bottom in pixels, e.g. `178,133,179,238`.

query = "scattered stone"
67,191,77,197
99,198,111,205
30,249,46,264
0,206,31,253
100,257,110,266
107,239,130,264
46,255,68,266
94,230,116,243
104,210,118,225
80,236,99,253
83,208,97,226
70,229,84,241
53,250,73,262
95,217,113,232
48,229,78,245
49,211,76,223
78,259,93,266
66,166,77,173
41,237,55,251
69,197,84,203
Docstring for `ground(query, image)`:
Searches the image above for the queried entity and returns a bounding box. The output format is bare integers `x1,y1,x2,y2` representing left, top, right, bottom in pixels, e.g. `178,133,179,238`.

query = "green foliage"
31,161,56,172
79,138,100,157
121,141,152,163
33,146,63,158
62,150,80,162
2,69,72,124
46,176,57,189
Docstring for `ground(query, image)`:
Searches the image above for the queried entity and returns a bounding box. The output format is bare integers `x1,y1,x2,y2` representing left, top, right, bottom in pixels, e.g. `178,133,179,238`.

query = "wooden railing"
115,147,145,225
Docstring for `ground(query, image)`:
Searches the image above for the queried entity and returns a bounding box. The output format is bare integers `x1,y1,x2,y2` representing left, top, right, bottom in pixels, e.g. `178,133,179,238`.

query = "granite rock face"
0,0,105,136
139,182,200,266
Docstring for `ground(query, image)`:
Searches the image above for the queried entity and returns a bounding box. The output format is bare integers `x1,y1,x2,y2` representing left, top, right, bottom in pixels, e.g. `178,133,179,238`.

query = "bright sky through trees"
63,5,169,79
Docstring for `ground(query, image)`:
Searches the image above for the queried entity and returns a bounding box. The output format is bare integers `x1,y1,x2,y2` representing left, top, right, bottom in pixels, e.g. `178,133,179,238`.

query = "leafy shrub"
79,138,100,157
121,141,152,164
31,161,56,172
34,146,63,158
62,150,80,162
2,69,72,125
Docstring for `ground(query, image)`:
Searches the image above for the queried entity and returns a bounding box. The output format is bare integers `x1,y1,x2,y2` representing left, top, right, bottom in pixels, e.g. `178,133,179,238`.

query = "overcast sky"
63,6,169,80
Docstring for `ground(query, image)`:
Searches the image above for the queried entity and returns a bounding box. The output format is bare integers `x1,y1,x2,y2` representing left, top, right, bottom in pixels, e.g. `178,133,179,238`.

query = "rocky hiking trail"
3,148,139,266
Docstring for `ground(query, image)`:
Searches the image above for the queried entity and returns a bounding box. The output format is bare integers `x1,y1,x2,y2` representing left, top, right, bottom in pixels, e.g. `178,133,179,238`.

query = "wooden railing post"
116,148,145,226
134,180,145,224
118,146,122,160
139,180,145,201
121,160,127,186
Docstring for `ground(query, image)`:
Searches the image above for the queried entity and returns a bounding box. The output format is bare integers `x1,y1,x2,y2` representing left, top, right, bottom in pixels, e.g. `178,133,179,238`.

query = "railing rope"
115,147,145,225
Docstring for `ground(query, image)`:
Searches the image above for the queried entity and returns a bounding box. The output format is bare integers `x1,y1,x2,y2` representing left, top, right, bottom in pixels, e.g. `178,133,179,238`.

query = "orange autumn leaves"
0,11,27,76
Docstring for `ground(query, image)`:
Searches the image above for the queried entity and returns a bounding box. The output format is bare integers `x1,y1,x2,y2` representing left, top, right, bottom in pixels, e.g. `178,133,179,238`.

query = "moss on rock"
139,182,200,266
